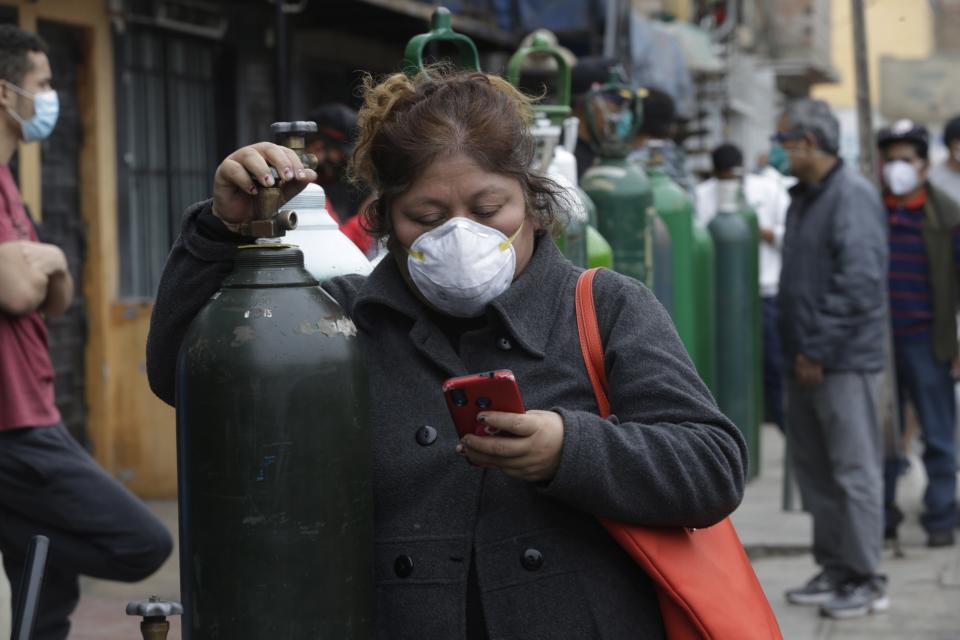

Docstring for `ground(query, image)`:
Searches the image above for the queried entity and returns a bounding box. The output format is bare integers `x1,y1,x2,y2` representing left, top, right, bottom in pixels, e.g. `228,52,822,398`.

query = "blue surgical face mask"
4,81,59,142
768,142,791,176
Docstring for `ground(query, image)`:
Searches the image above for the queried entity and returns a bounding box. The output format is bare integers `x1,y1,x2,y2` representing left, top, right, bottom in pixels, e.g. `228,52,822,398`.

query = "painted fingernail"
248,185,258,194
263,174,274,187
283,167,293,180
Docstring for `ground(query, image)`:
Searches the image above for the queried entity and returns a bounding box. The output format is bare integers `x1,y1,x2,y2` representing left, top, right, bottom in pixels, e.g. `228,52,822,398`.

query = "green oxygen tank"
737,189,763,478
580,75,653,285
646,147,695,355
691,224,716,392
708,180,758,479
175,164,374,637
649,210,673,314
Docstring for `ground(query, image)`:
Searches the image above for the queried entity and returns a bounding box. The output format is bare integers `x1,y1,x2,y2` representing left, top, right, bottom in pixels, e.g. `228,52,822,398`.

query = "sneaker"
819,576,889,619
927,529,955,548
785,571,839,605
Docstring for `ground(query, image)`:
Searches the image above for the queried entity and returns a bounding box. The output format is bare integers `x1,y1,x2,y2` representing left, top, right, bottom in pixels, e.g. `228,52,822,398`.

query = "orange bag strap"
575,268,611,419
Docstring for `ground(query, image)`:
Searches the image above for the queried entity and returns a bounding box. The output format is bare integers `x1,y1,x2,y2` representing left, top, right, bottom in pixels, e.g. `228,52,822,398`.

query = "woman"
147,69,747,639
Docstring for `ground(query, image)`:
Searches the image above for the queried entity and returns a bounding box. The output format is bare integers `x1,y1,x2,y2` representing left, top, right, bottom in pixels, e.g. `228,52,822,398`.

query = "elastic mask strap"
498,219,524,252
2,81,30,127
2,80,33,100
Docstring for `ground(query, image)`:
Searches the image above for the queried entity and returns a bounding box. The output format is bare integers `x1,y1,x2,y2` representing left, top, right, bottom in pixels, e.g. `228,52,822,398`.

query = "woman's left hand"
457,410,565,483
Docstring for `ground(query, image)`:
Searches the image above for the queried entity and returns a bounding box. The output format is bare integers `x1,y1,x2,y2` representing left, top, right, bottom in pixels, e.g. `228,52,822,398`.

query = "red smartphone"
442,370,525,438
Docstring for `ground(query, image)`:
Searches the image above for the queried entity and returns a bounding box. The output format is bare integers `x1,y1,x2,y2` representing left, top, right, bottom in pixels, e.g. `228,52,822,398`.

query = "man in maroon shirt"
0,25,171,639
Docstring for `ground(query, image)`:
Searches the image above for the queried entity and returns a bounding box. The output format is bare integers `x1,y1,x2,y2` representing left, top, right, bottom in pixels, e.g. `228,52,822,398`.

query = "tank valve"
272,120,318,171
239,166,299,238
126,596,182,640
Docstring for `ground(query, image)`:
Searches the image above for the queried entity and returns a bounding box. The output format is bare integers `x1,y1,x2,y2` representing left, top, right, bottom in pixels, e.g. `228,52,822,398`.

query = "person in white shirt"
695,143,792,429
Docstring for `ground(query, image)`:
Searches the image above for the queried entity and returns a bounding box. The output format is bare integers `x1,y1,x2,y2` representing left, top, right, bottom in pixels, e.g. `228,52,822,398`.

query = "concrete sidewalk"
68,425,960,639
734,425,960,640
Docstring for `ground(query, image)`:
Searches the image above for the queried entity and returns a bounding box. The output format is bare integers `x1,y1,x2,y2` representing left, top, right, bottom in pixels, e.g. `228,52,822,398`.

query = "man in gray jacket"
776,99,890,619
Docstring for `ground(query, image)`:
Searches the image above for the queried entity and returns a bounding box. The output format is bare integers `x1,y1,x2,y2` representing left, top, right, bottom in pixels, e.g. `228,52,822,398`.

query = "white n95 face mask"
883,160,920,196
407,217,523,318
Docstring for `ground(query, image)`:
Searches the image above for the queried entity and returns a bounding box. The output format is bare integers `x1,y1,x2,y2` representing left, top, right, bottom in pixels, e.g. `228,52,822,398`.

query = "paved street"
69,425,960,639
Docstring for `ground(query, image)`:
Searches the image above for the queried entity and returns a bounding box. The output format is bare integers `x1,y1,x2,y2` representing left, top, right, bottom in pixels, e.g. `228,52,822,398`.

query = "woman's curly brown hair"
349,66,568,239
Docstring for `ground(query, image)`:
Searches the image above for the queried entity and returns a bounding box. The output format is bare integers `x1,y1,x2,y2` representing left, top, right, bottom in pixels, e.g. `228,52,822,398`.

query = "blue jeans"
762,296,784,429
884,336,958,533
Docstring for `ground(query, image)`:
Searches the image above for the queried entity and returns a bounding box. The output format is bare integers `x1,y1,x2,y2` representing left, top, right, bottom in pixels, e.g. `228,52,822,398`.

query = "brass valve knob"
126,596,182,640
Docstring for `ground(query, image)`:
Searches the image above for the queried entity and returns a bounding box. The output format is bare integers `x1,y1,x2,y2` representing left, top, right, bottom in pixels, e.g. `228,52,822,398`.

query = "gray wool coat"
147,202,748,640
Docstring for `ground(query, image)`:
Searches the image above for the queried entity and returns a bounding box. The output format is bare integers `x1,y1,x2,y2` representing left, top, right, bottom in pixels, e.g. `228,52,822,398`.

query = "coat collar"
352,235,573,361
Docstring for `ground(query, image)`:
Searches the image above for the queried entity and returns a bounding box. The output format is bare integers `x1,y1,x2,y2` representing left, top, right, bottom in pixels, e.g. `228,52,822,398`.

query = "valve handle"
506,32,572,121
403,7,481,76
126,596,183,618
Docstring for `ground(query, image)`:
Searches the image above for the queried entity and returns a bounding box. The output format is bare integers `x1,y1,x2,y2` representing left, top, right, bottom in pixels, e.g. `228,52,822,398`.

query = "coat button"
415,425,438,446
394,555,414,578
497,337,512,351
521,548,543,571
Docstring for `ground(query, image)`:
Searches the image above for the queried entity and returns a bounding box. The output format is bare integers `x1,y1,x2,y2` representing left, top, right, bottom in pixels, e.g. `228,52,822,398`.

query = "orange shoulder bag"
575,268,782,640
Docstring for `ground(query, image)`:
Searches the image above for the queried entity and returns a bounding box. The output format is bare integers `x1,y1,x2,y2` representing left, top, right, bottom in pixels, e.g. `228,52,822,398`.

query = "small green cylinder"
582,159,653,285
586,224,614,269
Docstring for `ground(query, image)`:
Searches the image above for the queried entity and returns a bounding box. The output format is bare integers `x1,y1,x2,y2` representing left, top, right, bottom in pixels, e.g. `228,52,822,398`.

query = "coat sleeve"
798,181,888,364
146,200,365,406
538,270,748,529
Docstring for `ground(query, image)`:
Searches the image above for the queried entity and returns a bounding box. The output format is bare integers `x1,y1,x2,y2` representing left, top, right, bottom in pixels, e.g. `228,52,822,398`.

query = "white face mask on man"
883,160,921,196
406,217,524,318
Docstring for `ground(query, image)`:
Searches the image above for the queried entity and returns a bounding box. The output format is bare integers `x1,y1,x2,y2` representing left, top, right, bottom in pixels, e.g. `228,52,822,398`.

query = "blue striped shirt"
886,191,960,340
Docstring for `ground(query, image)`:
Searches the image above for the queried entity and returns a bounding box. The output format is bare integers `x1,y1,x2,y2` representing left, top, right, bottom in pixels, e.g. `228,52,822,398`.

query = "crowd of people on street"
1,15,960,638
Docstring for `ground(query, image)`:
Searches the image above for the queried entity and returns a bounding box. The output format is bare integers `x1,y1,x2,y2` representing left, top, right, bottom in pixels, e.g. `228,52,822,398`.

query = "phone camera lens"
476,397,492,409
451,389,468,407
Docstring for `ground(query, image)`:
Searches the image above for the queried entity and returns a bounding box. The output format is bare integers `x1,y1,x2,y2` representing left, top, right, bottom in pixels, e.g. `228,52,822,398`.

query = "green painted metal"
737,192,763,478
586,225,614,269
709,207,759,480
649,211,673,313
403,7,481,76
505,32,571,122
648,163,696,357
581,190,613,268
581,160,653,285
691,224,716,392
176,246,374,637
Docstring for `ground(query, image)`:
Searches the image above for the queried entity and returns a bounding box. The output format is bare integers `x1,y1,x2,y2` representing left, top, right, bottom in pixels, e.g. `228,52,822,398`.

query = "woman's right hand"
212,142,318,224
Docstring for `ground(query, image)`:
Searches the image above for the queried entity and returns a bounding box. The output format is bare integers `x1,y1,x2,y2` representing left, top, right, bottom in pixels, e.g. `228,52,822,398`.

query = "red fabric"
575,268,782,640
0,165,60,431
339,213,374,256
884,187,926,209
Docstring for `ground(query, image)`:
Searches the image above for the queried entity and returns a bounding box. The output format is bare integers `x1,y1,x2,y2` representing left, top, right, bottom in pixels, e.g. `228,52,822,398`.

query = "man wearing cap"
930,114,960,205
877,119,959,549
305,102,375,255
776,98,890,619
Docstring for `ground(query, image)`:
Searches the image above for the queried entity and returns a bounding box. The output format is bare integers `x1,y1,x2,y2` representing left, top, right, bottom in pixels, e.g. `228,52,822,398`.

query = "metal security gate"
116,22,221,299
38,20,89,445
